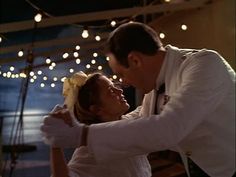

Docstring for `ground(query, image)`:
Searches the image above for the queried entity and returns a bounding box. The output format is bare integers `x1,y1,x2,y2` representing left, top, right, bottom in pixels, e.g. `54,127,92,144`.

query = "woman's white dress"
67,146,151,177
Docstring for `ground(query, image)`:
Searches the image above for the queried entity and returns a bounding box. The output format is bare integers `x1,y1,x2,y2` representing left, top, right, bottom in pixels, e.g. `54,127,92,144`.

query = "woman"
50,71,151,177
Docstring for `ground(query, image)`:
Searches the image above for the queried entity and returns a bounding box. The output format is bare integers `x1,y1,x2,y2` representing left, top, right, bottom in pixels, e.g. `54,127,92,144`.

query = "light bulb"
46,58,51,64
49,66,54,70
159,32,165,39
95,35,101,41
86,64,91,69
73,51,79,58
82,29,89,38
20,73,26,78
61,77,66,82
111,20,116,27
10,66,15,71
51,62,56,67
75,45,80,50
7,72,11,78
63,53,69,59
30,71,34,76
40,83,45,87
98,66,102,70
93,52,98,57
37,70,42,75
112,75,117,79
76,58,81,64
18,50,24,57
181,24,187,31
91,59,96,64
34,13,42,23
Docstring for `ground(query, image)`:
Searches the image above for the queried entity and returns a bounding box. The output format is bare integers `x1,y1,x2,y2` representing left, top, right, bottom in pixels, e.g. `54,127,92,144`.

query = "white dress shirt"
87,45,235,177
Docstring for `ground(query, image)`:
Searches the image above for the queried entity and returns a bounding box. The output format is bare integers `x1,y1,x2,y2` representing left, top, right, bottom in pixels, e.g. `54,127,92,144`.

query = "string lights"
0,59,121,87
2,17,183,87
0,0,192,89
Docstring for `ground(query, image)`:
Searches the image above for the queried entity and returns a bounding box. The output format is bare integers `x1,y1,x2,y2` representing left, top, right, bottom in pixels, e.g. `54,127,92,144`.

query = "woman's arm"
50,147,70,177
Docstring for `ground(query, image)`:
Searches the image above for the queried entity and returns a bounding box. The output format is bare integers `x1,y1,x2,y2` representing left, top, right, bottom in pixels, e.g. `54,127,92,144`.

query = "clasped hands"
40,104,85,148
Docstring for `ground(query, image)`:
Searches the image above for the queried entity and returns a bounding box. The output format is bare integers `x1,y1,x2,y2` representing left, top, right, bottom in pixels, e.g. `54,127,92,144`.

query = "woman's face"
96,76,130,122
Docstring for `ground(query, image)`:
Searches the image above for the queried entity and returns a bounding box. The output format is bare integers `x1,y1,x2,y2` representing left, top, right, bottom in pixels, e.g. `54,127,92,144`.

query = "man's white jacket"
88,45,235,177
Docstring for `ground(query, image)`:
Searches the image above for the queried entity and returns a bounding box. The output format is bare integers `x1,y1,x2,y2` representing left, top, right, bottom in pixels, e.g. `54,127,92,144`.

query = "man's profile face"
107,53,131,85
107,53,150,94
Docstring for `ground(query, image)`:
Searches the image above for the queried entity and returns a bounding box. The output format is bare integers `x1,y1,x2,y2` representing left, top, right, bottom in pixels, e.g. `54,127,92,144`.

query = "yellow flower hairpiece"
62,71,88,112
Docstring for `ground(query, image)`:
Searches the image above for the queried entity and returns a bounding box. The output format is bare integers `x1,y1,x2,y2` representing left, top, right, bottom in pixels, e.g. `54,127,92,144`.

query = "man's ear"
127,51,142,67
89,105,102,116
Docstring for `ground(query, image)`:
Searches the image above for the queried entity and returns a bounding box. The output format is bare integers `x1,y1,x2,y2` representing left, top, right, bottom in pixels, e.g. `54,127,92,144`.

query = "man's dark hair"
105,22,163,67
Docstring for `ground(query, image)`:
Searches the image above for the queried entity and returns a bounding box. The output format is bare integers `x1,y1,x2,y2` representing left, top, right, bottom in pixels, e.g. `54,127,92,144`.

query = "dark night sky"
0,0,151,116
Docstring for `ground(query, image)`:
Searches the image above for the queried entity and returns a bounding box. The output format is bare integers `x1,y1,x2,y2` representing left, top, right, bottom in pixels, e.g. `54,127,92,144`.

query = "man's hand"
40,104,84,148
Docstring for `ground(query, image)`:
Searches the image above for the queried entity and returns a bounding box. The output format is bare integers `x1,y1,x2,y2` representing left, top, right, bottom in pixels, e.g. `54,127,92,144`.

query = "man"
41,22,235,177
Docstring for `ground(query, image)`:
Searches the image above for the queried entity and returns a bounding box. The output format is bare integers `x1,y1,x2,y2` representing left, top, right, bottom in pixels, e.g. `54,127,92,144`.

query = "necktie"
187,158,210,177
154,83,165,114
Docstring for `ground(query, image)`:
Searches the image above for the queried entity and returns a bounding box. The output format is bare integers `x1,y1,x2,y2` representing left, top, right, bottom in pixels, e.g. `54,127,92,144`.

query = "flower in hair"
63,71,88,111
